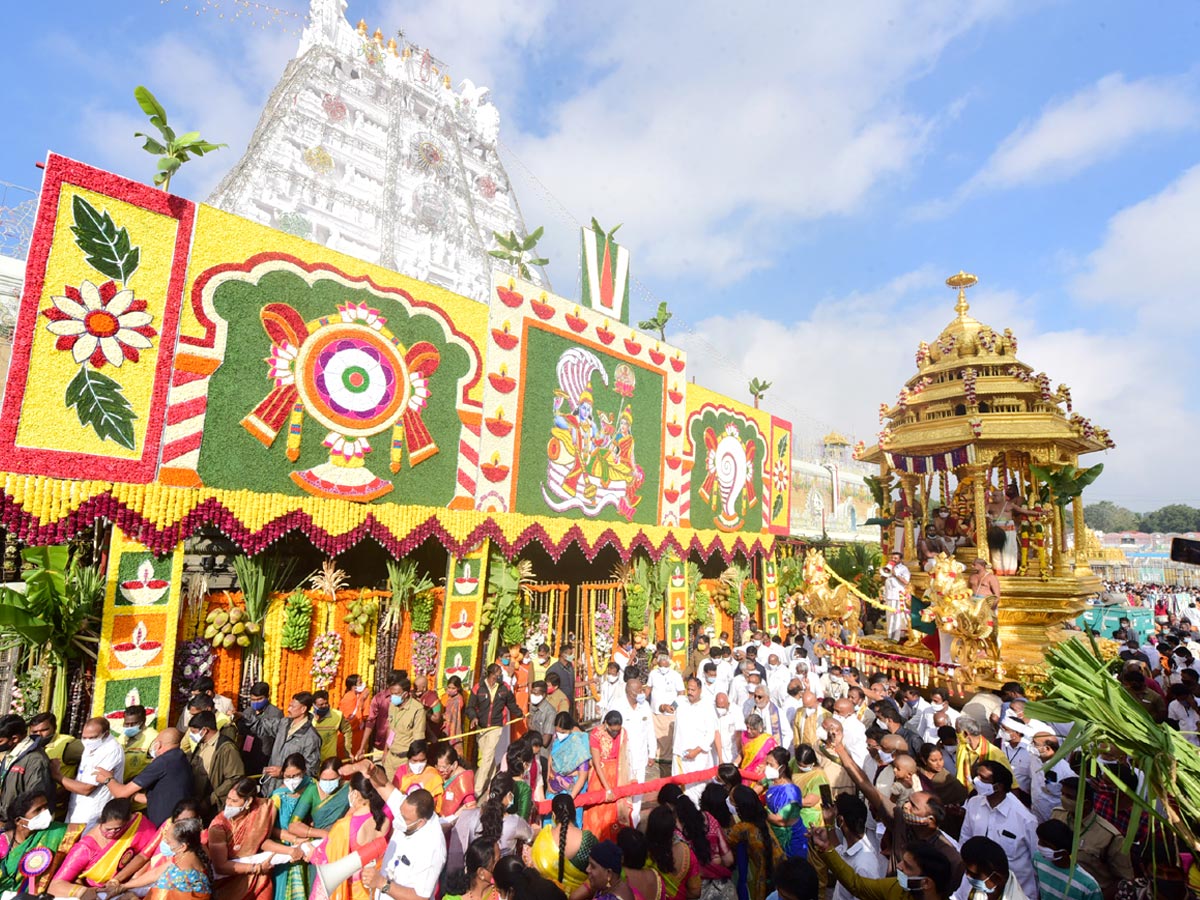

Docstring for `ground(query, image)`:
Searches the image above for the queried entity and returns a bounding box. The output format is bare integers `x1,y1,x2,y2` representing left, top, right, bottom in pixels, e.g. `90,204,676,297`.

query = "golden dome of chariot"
860,270,1114,462
823,430,851,447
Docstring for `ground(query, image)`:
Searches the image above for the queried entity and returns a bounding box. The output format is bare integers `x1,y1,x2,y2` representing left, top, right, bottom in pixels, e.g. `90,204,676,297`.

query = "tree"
488,227,548,279
0,546,104,722
637,301,673,342
134,86,226,191
1137,504,1200,535
1083,500,1139,533
749,377,772,408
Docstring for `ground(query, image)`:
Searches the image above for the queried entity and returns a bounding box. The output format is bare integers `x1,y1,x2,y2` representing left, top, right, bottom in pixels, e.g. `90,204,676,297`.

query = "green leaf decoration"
487,249,512,259
69,195,140,284
772,493,784,519
777,434,789,459
134,86,168,127
65,367,137,450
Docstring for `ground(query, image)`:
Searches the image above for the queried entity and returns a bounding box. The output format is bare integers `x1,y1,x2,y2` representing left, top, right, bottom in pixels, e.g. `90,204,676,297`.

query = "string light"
160,0,307,36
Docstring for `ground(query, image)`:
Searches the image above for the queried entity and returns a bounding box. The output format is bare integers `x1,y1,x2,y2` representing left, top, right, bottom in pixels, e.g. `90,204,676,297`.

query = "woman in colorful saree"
762,748,806,859
738,716,776,784
0,791,73,895
571,839,635,900
107,799,204,891
287,759,350,845
434,745,476,820
49,798,157,899
547,713,591,824
789,745,828,832
582,711,630,842
644,806,699,900
531,794,595,895
441,838,498,900
269,754,312,900
209,778,301,900
726,787,783,900
111,817,211,900
306,772,391,900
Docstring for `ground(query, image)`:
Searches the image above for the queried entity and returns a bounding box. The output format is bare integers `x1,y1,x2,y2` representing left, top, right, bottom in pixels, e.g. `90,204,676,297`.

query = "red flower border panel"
0,153,194,482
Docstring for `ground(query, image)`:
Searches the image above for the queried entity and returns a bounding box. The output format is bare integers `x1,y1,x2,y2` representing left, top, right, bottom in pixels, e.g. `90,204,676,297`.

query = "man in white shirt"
714,693,744,766
897,685,931,725
369,788,445,900
60,717,126,827
728,663,754,710
767,655,791,706
597,661,623,718
714,651,736,694
917,687,960,744
647,654,685,765
959,759,1039,899
998,716,1034,794
608,670,656,825
673,678,719,802
882,552,911,641
745,686,792,751
1028,731,1073,823
831,793,885,900
832,698,869,768
1168,683,1200,747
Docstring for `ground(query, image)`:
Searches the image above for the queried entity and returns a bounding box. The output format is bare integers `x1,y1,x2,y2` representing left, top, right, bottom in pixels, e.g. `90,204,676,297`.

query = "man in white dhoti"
607,668,655,826
882,552,911,641
673,677,719,802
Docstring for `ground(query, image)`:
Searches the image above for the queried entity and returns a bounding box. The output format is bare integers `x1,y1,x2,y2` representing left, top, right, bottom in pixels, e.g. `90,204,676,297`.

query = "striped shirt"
1034,856,1103,900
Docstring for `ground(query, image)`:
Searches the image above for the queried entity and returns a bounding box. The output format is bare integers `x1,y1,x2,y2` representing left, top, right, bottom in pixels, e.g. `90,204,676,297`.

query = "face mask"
797,764,813,772
82,737,102,752
188,730,203,745
607,675,619,684
555,733,569,743
973,777,995,797
319,778,341,793
816,726,829,741
833,714,848,724
251,698,268,711
877,750,894,765
284,777,303,792
355,683,367,693
123,726,141,738
530,694,544,705
896,870,925,892
726,798,737,816
636,694,647,705
404,818,423,836
390,694,404,706
705,675,716,684
764,766,780,780
147,744,159,759
24,809,52,831
716,707,729,718
966,876,991,892
159,840,176,858
409,761,426,774
224,804,245,819
1036,844,1057,861
501,658,511,666
563,653,574,663
315,706,330,718
803,707,817,717
903,809,931,827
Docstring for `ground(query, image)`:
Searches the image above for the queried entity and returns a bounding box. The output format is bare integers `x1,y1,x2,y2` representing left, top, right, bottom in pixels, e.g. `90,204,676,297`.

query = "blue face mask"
251,698,268,711
896,871,925,892
123,726,141,738
967,876,990,891
390,694,404,706
159,840,176,858
314,706,330,718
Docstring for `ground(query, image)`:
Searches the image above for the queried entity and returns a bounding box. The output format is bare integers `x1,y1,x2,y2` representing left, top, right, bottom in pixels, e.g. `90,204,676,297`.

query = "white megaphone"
316,851,363,894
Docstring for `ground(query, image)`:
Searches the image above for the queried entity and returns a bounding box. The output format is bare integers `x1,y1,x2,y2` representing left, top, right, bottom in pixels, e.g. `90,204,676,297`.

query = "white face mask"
355,684,367,693
319,778,341,793
24,809,52,831
636,694,647,705
1036,844,1057,861
606,675,619,684
803,707,817,717
877,750,894,765
530,694,544,706
973,776,995,797
82,737,103,752
816,726,829,741
764,766,780,780
705,675,716,684
409,761,426,774
283,777,303,792
716,707,729,718
188,730,203,745
224,803,245,819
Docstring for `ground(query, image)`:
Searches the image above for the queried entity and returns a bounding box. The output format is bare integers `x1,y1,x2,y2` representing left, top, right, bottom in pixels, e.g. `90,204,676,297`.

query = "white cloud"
504,1,1011,283
1072,162,1200,329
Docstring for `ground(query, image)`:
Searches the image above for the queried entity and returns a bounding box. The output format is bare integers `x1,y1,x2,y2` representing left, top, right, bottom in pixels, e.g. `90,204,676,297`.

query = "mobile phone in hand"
820,784,834,809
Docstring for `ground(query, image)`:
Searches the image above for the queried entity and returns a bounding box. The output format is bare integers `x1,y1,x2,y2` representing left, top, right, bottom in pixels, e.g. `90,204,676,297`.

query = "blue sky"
2,0,1198,510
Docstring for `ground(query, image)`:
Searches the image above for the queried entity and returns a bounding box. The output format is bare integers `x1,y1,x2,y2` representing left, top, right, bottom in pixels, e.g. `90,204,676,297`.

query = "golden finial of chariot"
945,270,978,317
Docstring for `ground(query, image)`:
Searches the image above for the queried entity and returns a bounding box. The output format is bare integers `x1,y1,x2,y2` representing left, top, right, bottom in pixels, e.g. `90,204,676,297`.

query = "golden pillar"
971,465,988,561
1072,495,1092,577
900,474,917,561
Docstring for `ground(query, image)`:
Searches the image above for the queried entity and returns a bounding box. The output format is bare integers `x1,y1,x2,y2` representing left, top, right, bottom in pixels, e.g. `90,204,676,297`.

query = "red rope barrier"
533,765,756,815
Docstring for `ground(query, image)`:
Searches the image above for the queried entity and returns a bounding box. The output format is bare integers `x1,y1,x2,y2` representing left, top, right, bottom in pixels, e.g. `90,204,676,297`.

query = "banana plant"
0,546,104,722
134,86,226,191
637,301,673,342
1030,463,1104,507
488,227,548,279
749,377,773,408
384,559,434,634
482,550,533,663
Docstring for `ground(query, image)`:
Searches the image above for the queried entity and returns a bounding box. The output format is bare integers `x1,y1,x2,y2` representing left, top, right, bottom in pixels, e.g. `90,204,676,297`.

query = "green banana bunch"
281,590,314,651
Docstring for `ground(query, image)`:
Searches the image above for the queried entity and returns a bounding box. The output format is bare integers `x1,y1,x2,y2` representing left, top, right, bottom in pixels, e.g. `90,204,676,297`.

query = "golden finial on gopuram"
946,270,978,317
356,19,368,36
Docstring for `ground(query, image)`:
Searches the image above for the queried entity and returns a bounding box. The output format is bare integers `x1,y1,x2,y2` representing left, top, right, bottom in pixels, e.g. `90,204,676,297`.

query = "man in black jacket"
237,681,283,776
464,664,521,794
0,714,53,820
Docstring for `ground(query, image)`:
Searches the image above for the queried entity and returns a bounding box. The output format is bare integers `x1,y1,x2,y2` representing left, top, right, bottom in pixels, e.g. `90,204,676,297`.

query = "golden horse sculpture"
799,548,863,645
919,553,1002,681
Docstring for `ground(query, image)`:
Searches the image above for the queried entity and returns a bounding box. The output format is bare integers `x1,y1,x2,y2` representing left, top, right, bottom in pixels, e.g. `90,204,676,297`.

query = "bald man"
794,691,823,749
832,698,868,767
94,727,192,826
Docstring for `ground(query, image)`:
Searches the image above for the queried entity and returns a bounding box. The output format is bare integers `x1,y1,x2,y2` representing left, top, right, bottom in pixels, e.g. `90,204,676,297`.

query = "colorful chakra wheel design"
20,847,54,877
303,146,335,175
322,93,348,123
411,134,447,173
295,323,410,438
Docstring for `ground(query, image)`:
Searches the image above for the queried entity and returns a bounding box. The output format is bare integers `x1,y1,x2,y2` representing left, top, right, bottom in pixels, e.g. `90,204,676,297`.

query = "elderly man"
744,685,793,751
714,692,744,766
882,551,911,641
793,691,823,749
832,698,868,768
647,652,685,767
57,716,124,827
955,715,1011,786
608,668,656,825
673,677,719,802
262,691,322,794
94,728,191,827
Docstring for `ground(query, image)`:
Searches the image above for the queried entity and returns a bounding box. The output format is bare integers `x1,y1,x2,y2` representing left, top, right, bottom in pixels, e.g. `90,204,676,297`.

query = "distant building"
208,0,547,303
790,431,879,543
